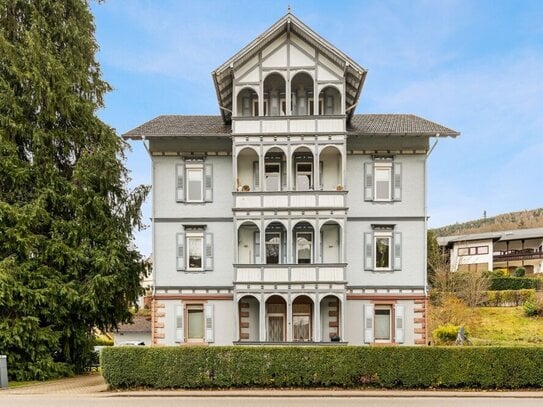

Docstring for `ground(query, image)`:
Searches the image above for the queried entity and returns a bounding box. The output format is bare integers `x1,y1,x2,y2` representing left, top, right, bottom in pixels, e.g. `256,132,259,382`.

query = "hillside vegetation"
432,208,543,237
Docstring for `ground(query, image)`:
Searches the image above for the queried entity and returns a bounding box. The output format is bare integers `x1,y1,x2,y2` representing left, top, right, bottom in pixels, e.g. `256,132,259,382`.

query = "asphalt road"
2,396,543,407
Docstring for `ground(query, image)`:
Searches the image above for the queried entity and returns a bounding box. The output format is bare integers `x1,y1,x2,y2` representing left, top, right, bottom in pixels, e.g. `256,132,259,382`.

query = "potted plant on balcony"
336,184,343,191
241,184,250,192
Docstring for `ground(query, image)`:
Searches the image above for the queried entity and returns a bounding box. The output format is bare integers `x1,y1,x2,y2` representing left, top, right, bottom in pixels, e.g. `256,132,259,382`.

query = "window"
374,234,392,270
186,305,205,341
187,234,204,270
266,232,281,264
292,303,312,341
364,160,402,202
265,163,281,191
458,246,489,256
374,305,392,342
296,162,312,190
296,232,313,264
176,162,213,203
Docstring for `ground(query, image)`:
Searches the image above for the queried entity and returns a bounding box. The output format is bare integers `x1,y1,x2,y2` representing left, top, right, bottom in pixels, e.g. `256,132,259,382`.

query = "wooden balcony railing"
493,248,543,262
234,264,346,284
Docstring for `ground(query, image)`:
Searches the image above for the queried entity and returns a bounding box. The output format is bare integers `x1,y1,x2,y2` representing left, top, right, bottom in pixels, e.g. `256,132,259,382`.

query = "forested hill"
431,208,543,237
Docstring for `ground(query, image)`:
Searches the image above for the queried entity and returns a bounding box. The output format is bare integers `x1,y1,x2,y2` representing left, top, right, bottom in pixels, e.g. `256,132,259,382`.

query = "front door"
267,315,284,342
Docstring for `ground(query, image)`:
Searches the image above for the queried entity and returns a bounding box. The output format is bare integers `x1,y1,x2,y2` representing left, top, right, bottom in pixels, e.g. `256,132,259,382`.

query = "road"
1,395,543,406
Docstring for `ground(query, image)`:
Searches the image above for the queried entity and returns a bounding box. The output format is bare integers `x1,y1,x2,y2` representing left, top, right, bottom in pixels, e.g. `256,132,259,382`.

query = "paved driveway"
2,373,107,395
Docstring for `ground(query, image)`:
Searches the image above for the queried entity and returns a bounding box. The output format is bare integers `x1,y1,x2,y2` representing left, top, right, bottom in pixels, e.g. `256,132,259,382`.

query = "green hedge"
482,289,536,306
490,277,540,290
101,346,543,389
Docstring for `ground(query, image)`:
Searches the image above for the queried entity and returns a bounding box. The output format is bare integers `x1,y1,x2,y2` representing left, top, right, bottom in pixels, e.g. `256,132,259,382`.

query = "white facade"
125,12,459,347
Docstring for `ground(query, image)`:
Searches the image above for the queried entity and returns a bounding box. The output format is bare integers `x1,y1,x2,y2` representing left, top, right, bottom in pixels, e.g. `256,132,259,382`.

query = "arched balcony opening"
236,87,258,117
238,295,260,342
292,146,314,191
293,221,314,264
320,221,341,263
320,295,341,342
236,147,259,192
319,146,342,191
265,222,287,264
263,73,286,116
292,295,314,341
291,72,314,116
237,221,260,264
318,86,341,115
264,147,286,191
266,295,287,342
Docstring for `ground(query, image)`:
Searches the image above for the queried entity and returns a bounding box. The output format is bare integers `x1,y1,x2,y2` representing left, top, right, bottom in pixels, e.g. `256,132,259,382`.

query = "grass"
470,307,543,346
7,380,40,388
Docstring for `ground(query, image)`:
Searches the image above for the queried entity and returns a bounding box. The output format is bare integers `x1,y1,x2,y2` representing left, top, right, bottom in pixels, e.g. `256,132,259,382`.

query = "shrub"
432,324,469,345
492,268,509,277
514,267,526,277
483,289,536,306
93,336,114,347
523,293,543,317
428,295,479,338
489,277,539,291
101,346,543,389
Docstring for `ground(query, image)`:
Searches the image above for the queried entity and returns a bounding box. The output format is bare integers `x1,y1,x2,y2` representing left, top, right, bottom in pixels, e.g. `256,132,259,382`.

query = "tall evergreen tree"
0,0,149,379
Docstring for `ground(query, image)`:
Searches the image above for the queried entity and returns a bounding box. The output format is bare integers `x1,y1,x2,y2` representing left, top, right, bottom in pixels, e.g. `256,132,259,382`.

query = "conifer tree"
0,0,149,379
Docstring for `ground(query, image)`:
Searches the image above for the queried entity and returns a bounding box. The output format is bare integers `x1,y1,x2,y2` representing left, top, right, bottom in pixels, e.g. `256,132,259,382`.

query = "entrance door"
267,315,284,342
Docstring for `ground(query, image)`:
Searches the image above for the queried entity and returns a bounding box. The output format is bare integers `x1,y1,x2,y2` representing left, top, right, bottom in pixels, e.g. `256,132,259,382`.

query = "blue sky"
90,0,543,256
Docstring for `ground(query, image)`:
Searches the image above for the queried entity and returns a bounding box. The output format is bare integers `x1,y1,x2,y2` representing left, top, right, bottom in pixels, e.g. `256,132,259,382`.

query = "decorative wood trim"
154,294,233,300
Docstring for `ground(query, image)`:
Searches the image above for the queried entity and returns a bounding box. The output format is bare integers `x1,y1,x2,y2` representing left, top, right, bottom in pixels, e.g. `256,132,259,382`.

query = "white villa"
124,12,459,346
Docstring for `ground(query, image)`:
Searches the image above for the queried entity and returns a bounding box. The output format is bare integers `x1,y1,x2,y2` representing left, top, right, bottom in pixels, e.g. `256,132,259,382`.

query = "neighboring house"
123,12,459,346
437,227,543,274
113,315,152,346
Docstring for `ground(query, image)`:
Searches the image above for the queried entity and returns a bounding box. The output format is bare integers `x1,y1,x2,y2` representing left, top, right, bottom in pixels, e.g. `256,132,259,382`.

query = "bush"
489,277,539,291
483,289,536,306
101,346,543,389
432,324,469,345
514,267,526,277
93,336,114,347
492,268,509,277
523,294,543,317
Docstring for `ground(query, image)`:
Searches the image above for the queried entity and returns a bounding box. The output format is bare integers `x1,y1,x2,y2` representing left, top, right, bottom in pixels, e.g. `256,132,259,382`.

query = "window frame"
374,233,392,271
185,304,205,342
296,231,313,264
264,162,281,191
295,161,313,191
374,162,393,202
265,232,282,264
185,164,204,203
374,305,393,343
186,233,204,271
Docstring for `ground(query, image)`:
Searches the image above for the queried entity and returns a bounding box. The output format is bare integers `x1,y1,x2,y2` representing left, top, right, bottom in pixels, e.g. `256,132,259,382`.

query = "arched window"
263,73,286,116
291,72,314,116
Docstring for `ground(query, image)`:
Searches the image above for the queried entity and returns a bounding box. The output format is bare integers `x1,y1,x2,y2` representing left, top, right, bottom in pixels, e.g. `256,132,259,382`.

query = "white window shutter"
205,232,213,271
395,304,405,344
364,232,373,270
393,162,402,201
364,304,374,343
204,163,213,202
364,162,374,201
253,161,260,191
175,304,184,343
393,232,402,270
176,164,185,202
253,231,260,264
205,304,214,343
176,233,185,271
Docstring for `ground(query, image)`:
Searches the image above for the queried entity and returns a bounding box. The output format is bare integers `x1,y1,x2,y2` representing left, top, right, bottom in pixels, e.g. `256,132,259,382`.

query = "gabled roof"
122,114,458,140
437,227,543,247
116,315,152,333
212,12,367,124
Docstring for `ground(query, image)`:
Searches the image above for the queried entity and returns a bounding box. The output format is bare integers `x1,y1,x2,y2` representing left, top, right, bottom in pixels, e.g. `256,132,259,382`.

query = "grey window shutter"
205,232,214,271
394,304,404,344
205,303,214,343
393,162,402,201
364,232,373,270
175,304,184,343
176,232,185,271
281,161,287,190
253,231,261,264
393,232,402,270
176,164,185,202
364,162,374,201
319,160,324,190
204,163,213,202
364,304,374,343
253,161,260,191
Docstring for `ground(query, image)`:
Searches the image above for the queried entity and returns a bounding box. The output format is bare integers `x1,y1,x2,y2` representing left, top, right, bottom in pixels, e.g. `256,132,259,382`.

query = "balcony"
234,264,346,284
233,190,346,210
232,115,345,134
493,248,543,262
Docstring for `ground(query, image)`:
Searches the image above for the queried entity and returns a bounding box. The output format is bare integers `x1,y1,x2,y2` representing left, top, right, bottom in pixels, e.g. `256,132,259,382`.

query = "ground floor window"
292,301,312,341
187,305,204,341
374,305,392,342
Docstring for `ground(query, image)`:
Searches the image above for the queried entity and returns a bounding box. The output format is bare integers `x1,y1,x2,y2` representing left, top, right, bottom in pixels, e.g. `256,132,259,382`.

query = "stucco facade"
125,12,459,347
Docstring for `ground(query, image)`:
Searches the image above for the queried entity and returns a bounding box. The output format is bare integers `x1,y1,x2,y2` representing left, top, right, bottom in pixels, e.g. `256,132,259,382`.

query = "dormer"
212,12,367,126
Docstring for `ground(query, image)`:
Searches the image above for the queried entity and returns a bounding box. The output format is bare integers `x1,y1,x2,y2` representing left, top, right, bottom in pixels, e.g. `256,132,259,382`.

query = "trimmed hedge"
101,346,543,389
482,289,536,306
490,277,540,291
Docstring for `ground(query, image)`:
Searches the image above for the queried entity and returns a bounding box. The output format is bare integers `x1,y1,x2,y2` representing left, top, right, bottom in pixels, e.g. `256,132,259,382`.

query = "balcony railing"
234,264,346,284
493,248,543,262
233,190,347,210
232,115,345,134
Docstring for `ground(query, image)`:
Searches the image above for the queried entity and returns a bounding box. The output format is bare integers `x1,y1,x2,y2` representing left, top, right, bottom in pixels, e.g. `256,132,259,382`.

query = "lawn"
470,307,543,346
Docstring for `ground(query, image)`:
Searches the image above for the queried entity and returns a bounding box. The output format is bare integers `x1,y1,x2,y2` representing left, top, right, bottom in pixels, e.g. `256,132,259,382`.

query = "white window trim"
374,162,392,202
374,305,393,343
296,231,313,264
374,232,392,271
186,304,205,342
185,163,204,203
186,233,204,271
265,232,282,264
